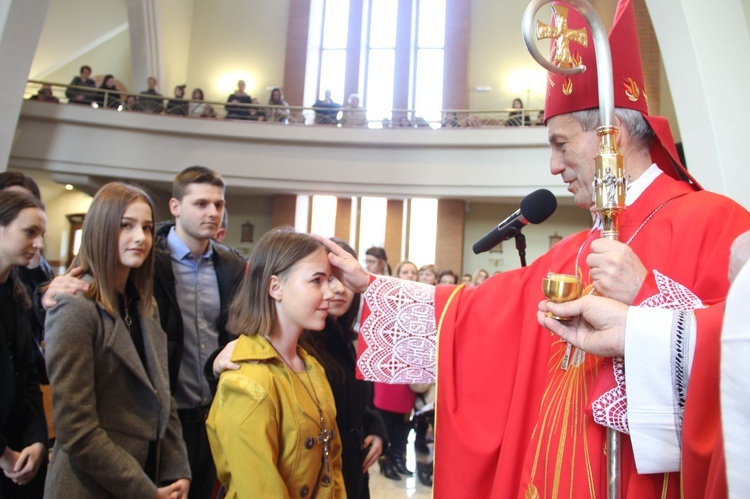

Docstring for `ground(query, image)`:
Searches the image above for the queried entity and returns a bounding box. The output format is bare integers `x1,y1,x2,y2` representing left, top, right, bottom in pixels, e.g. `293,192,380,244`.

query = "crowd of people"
0,164,507,498
50,68,294,122
31,66,537,129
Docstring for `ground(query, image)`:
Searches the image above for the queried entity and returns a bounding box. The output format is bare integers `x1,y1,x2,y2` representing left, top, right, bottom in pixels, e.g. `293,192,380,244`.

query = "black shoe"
379,458,401,481
417,462,433,487
392,456,413,475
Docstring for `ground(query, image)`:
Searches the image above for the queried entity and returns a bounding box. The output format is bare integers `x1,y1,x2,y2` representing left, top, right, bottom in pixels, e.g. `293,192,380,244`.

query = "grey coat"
43,290,190,498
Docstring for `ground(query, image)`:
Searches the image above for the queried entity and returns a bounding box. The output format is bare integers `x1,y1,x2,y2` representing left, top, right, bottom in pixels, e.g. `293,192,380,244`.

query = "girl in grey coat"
43,183,190,499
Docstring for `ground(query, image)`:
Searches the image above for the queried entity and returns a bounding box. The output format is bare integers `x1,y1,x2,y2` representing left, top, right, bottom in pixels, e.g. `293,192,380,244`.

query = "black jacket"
153,221,246,392
0,272,48,455
17,257,54,384
302,323,387,499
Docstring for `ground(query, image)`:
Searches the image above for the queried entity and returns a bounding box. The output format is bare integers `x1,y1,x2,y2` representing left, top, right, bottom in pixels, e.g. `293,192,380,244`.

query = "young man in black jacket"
153,166,245,499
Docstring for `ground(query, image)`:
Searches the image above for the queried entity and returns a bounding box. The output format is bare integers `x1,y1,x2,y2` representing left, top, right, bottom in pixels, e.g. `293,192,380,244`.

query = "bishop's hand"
537,296,628,357
312,234,372,294
586,238,647,304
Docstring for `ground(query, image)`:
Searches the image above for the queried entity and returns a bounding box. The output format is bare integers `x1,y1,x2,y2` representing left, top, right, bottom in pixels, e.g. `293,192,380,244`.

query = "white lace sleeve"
356,275,437,384
625,307,696,473
624,270,702,473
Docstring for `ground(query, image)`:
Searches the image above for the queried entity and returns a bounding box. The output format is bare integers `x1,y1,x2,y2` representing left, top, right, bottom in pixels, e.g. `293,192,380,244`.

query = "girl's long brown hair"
71,182,155,315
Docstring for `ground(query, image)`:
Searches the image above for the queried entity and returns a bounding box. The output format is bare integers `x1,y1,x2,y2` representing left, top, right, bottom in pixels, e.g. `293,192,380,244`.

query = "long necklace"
265,337,334,475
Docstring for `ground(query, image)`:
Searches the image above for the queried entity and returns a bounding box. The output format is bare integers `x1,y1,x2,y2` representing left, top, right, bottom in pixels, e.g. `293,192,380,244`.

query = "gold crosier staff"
521,0,626,497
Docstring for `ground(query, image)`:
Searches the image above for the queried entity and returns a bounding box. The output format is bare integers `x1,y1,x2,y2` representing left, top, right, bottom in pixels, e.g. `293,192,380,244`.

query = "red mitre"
542,0,699,188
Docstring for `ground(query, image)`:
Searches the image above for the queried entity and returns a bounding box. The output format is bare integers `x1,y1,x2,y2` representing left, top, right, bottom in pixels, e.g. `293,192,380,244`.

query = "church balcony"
12,81,565,204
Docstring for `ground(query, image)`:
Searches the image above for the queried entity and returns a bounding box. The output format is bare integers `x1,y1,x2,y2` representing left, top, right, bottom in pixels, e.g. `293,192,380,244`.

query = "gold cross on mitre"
536,5,588,69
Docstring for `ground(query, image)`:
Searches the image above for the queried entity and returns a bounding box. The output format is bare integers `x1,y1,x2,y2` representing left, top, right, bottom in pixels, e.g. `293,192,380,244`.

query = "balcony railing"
25,80,545,129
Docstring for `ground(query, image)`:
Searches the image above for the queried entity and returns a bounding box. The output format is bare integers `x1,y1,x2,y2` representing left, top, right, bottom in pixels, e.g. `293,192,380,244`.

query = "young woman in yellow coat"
206,229,345,498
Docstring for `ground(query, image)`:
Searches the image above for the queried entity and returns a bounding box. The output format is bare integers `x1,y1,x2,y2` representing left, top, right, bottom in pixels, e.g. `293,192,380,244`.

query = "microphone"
472,189,557,254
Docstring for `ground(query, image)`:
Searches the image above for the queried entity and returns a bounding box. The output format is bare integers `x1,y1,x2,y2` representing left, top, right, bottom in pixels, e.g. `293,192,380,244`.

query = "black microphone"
472,189,557,254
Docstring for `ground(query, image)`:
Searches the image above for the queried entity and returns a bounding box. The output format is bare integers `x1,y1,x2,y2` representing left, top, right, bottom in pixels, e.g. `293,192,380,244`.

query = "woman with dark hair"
0,190,48,498
188,88,216,118
97,75,120,109
166,85,188,115
507,97,530,126
44,183,191,498
364,247,390,276
267,87,290,123
0,172,54,384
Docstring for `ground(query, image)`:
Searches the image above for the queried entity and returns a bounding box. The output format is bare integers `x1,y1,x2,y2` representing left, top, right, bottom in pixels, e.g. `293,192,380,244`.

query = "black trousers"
378,409,412,459
178,407,216,499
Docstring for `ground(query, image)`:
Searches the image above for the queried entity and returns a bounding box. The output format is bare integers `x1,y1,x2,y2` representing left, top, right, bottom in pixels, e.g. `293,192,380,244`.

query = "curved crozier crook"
521,0,615,127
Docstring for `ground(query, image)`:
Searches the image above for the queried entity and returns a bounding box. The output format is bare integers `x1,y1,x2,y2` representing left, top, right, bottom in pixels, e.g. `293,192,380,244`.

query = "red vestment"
681,305,728,498
358,173,750,498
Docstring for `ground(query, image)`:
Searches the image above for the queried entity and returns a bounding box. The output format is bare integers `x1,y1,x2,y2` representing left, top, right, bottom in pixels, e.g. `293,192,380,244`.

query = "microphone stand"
514,233,527,267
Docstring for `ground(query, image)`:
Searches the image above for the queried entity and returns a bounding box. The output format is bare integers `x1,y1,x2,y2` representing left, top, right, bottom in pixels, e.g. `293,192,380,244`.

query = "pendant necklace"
119,293,133,331
265,337,334,476
123,300,133,330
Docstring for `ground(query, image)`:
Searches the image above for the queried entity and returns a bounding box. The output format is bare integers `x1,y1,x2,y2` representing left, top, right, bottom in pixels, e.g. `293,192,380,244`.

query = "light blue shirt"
167,227,221,409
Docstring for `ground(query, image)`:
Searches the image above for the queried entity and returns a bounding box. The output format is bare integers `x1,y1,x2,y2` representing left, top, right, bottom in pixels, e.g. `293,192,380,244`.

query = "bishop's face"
546,114,600,210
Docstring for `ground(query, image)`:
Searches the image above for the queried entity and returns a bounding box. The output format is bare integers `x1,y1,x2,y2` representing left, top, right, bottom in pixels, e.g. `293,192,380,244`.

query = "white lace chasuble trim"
592,270,705,435
357,276,437,384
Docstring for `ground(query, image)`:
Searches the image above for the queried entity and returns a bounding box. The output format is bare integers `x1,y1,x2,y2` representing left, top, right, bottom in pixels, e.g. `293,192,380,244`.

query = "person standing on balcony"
313,89,341,125
65,65,96,105
267,87,290,123
342,94,367,127
96,74,120,109
225,80,252,120
138,76,164,113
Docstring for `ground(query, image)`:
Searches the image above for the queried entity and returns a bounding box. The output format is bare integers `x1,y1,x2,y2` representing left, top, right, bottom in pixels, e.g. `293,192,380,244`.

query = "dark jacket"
153,221,246,392
302,322,387,499
0,272,48,456
65,76,96,102
17,257,54,384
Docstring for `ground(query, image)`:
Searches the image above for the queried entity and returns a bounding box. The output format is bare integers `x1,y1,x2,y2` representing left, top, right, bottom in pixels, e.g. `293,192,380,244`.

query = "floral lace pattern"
357,276,437,383
592,270,705,434
592,358,629,433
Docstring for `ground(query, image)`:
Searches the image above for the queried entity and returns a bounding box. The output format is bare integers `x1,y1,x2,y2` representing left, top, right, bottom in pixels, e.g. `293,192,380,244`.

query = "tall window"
317,0,350,104
363,0,397,123
412,0,446,124
307,0,447,125
310,195,338,237
407,198,438,266
357,197,388,259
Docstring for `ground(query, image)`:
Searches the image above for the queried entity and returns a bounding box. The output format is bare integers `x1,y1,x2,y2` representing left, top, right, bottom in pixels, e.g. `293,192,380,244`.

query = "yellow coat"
207,334,346,498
